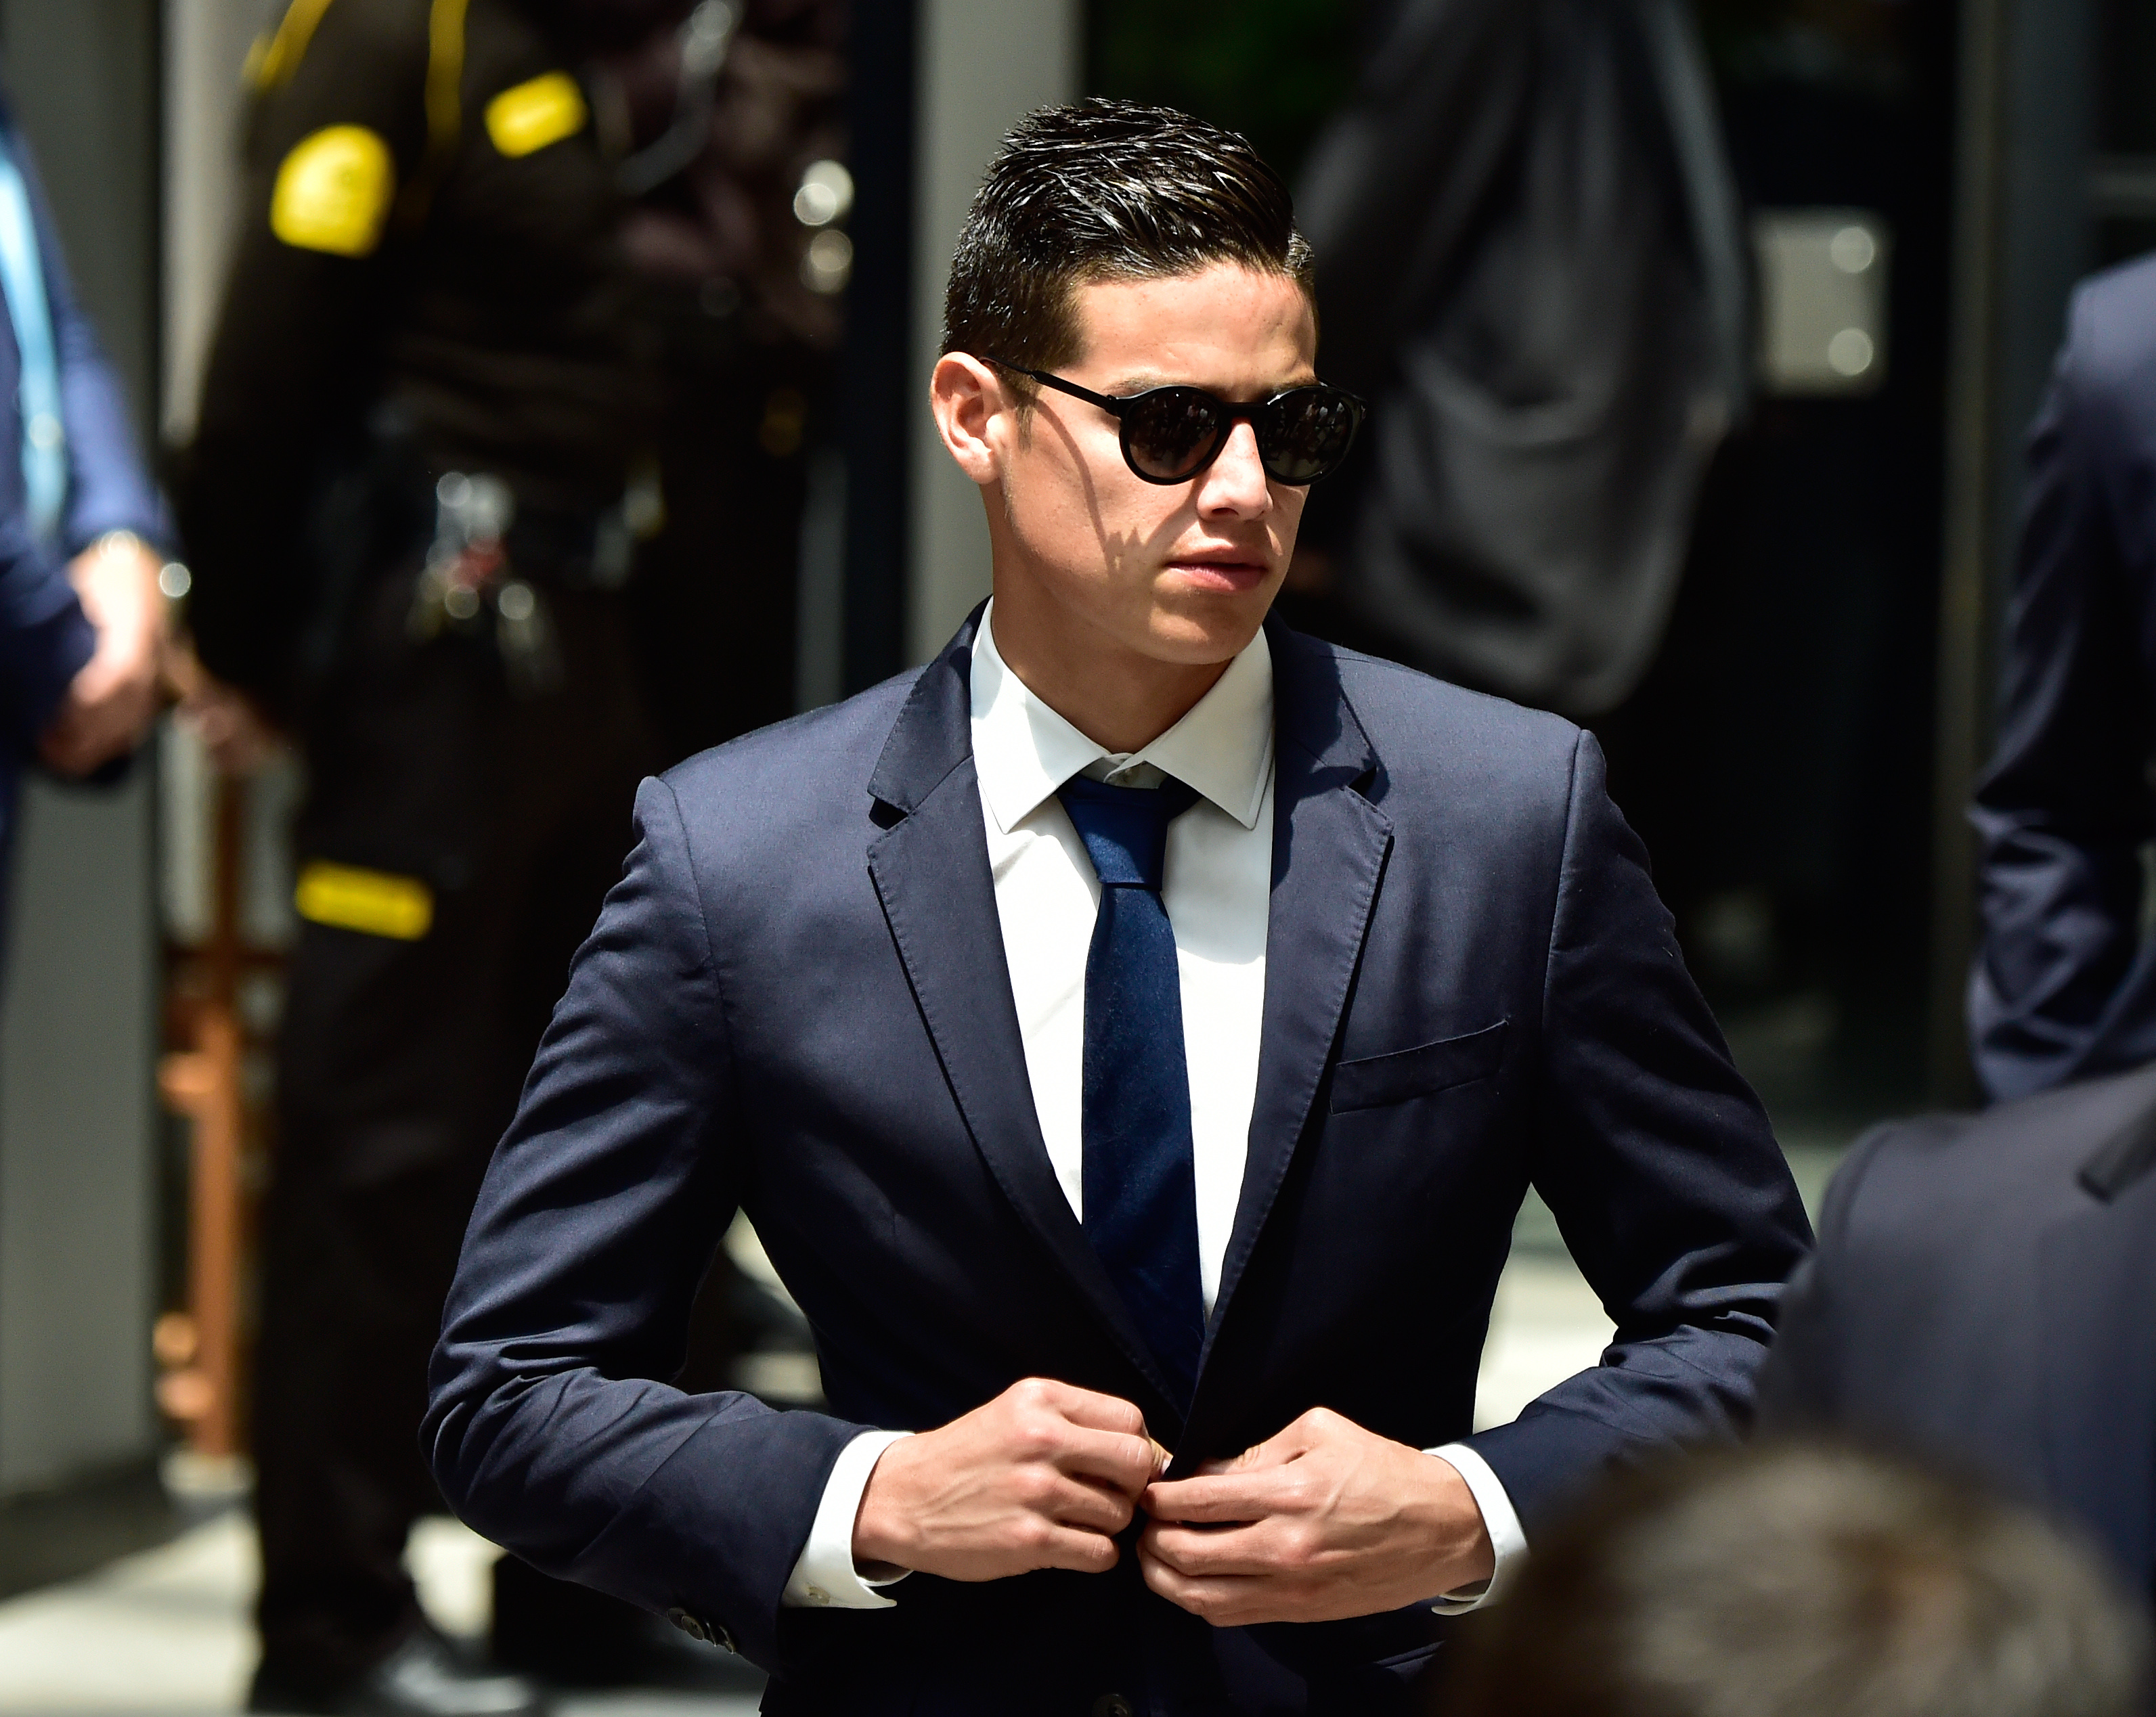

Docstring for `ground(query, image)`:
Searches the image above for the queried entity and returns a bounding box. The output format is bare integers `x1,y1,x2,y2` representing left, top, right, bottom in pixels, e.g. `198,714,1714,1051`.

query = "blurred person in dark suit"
1287,0,1748,719
176,0,839,1707
1756,1063,2156,1607
0,88,171,940
1434,1442,2150,1717
1780,258,2156,1634
1972,253,2156,1100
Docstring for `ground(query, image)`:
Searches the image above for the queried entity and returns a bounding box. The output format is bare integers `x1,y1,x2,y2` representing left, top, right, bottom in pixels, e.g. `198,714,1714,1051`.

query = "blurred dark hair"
941,98,1315,397
1436,1442,2149,1717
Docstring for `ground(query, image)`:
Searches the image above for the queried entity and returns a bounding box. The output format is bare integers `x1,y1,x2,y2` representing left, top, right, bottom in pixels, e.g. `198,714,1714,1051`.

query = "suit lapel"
863,612,1187,1426
1195,625,1394,1396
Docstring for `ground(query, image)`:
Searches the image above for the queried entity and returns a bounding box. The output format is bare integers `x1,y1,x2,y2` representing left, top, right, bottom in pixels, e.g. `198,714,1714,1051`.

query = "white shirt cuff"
781,1429,915,1609
1424,1443,1528,1613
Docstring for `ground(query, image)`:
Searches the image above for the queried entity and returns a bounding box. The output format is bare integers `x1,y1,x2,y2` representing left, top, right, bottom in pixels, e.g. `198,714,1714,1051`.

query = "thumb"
1195,1421,1309,1477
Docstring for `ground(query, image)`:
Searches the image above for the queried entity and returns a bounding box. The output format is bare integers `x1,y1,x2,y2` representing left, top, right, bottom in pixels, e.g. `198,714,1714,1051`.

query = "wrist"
74,534,167,634
85,529,148,561
1421,1451,1495,1590
851,1439,919,1570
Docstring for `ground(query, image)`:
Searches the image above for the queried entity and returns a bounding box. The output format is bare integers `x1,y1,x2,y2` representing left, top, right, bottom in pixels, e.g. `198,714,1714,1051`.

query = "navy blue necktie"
1057,773,1206,1403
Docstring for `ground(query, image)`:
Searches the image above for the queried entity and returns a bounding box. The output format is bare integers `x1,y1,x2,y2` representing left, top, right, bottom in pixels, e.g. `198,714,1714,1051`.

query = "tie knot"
1057,774,1199,891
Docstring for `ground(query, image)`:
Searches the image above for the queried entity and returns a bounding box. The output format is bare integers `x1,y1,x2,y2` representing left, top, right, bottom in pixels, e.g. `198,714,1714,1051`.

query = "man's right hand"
851,1378,1162,1582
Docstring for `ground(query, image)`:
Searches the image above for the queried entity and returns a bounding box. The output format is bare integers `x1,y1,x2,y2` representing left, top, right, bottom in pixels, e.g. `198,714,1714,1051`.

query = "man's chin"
1143,590,1275,667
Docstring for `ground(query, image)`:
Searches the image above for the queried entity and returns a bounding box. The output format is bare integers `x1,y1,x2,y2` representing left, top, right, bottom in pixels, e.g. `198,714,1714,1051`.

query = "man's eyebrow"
1105,370,1321,396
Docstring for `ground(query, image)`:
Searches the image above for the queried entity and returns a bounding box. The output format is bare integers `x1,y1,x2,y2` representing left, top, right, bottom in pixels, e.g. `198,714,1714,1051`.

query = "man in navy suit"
1972,252,2156,1100
427,101,1811,1714
0,91,171,947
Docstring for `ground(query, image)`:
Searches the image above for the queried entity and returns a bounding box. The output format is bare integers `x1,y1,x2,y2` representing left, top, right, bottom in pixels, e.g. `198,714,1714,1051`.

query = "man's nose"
1195,420,1271,516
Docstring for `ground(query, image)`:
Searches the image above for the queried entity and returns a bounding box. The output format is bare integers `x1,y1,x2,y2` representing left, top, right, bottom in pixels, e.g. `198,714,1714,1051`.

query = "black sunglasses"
984,358,1367,487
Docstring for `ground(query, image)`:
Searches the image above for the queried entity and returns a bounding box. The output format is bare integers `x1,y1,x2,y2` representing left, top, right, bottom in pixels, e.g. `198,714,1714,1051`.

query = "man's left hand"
1137,1408,1494,1626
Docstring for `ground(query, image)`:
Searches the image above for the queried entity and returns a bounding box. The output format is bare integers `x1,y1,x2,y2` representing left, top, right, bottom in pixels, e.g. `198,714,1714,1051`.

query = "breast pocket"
1329,1020,1509,1113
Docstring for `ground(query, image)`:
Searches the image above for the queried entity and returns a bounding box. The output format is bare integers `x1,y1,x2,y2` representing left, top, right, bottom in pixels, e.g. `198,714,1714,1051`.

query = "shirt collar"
969,599,1275,836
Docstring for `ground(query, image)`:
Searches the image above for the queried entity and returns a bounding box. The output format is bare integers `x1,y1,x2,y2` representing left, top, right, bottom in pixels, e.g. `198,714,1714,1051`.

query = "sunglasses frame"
983,357,1366,487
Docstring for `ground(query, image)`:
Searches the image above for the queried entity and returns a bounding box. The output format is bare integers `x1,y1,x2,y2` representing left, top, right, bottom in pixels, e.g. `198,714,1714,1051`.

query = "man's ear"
931,352,1006,487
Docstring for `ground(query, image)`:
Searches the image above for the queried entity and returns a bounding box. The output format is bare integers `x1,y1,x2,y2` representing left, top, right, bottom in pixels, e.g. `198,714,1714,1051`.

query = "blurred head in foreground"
1438,1442,2149,1717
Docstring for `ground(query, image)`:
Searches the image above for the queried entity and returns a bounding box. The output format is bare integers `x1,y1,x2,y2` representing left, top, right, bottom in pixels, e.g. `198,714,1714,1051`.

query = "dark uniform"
179,0,841,1699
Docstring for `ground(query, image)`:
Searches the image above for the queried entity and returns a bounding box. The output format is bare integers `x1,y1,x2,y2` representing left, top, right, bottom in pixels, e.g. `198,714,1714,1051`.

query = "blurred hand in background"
164,635,279,778
39,531,169,776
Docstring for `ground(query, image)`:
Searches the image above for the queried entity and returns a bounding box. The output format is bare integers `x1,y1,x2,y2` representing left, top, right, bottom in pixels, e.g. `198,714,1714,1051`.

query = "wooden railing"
154,770,280,1459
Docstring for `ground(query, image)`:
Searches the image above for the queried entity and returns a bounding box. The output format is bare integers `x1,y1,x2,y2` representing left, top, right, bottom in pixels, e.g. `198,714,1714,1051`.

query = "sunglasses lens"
1122,388,1227,481
1261,388,1362,484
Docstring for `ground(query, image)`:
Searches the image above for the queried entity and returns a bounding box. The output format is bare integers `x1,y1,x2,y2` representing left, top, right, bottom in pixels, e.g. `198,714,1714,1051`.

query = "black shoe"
249,1625,546,1717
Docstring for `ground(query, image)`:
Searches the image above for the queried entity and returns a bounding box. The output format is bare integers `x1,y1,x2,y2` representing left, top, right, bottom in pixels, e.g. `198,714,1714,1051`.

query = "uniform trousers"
252,552,659,1684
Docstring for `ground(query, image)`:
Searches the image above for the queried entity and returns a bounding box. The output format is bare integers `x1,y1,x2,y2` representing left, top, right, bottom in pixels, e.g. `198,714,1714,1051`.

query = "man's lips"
1167,556,1270,589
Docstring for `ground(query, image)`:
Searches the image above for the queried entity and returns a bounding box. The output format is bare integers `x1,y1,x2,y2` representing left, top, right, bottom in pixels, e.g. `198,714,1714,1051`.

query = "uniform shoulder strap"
410,0,471,214
388,0,468,225
246,0,341,91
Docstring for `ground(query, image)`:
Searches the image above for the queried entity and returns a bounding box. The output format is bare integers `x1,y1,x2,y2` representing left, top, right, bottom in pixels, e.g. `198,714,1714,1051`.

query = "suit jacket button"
663,1607,720,1647
1092,1697,1134,1717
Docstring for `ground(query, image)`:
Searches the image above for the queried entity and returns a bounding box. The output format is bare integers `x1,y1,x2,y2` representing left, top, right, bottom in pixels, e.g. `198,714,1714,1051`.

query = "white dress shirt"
781,604,1526,1613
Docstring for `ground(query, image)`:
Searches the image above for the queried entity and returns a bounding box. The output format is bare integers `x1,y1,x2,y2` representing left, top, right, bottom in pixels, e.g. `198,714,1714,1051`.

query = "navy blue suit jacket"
426,614,1811,1715
1973,252,2156,1100
0,98,169,890
1757,1065,2156,1605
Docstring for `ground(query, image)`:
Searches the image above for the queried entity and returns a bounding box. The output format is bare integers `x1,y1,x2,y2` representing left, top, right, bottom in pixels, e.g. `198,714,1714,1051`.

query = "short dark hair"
1436,1442,2149,1717
942,98,1315,391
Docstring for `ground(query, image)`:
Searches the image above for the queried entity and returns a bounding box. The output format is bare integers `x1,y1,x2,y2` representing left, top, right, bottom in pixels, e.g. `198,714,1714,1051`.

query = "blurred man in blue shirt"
0,92,171,918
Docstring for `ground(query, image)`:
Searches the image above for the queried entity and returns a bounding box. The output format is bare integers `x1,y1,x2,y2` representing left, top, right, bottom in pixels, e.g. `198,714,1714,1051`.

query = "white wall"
164,0,284,439
0,782,158,1492
905,0,1081,665
0,0,164,1494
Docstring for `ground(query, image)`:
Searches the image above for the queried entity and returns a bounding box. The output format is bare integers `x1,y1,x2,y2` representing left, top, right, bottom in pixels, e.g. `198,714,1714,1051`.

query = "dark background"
1084,0,2154,1138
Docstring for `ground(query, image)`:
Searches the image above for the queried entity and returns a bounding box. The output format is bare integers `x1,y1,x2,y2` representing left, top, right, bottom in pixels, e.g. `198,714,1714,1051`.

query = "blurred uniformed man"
177,0,844,1708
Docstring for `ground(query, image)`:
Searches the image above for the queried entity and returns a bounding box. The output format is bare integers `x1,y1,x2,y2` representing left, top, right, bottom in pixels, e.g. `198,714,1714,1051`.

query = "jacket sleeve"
1461,730,1813,1534
1968,290,2155,1101
1750,1123,1897,1432
177,0,428,705
0,520,91,755
1,130,171,556
424,776,866,1672
0,118,135,755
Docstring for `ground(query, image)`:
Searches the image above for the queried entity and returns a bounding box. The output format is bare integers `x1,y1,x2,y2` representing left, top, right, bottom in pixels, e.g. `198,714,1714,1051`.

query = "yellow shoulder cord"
393,0,468,227
246,0,339,91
